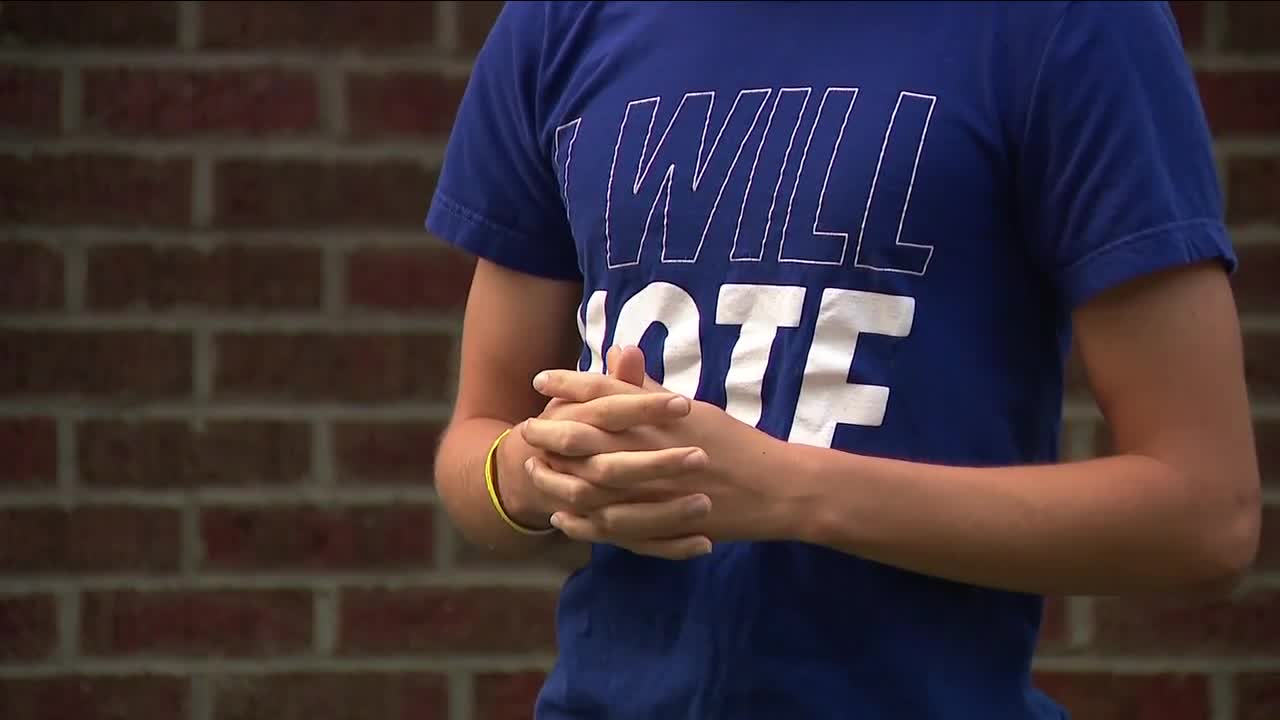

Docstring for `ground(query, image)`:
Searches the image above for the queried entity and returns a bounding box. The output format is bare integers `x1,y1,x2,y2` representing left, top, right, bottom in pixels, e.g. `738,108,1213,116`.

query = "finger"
533,369,648,403
606,345,622,377
551,493,711,542
525,456,624,514
521,417,612,457
617,536,714,561
562,446,707,489
570,392,691,432
612,345,647,388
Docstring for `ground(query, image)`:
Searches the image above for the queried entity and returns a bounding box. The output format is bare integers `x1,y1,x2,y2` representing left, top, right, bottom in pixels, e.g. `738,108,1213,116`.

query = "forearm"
776,442,1253,596
434,417,564,559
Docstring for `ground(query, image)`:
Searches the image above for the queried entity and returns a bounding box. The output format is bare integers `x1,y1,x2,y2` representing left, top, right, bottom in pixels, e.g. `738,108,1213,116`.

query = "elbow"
1188,478,1262,594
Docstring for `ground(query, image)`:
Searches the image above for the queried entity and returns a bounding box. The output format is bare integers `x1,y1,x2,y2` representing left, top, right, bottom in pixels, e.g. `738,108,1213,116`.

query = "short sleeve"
425,2,581,281
1016,1,1236,311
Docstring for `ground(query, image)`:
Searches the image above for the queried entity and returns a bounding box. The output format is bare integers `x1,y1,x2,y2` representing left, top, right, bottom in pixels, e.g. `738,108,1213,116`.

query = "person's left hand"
520,350,796,556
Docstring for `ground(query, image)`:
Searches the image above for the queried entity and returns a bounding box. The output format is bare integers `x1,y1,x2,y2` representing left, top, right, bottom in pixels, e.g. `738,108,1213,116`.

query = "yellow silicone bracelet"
485,427,556,536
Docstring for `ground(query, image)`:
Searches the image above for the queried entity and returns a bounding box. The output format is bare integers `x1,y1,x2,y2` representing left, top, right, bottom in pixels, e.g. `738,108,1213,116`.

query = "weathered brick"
0,153,191,227
1234,243,1280,313
211,673,448,720
1034,672,1209,720
84,68,318,136
1257,505,1279,572
78,420,310,488
0,330,192,399
201,1,435,51
1196,71,1280,136
87,243,323,310
346,72,465,139
1223,3,1280,53
1259,419,1280,488
0,506,181,574
0,1,177,48
1170,2,1206,50
333,421,444,485
1244,332,1280,399
345,246,474,311
1092,589,1280,656
1037,596,1069,653
458,2,504,54
0,593,57,661
1237,673,1280,720
213,158,436,229
338,587,558,654
0,417,57,488
475,672,546,720
0,241,63,309
0,65,60,132
200,505,434,572
81,590,312,657
0,676,188,720
1228,156,1280,226
213,332,452,403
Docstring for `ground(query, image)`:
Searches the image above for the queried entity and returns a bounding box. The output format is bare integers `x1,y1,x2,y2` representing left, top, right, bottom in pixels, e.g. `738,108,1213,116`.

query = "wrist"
494,424,554,531
768,439,837,546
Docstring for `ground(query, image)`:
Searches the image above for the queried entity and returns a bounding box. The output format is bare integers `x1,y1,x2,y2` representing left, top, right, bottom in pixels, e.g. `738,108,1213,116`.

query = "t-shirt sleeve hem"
1058,218,1238,311
425,190,583,283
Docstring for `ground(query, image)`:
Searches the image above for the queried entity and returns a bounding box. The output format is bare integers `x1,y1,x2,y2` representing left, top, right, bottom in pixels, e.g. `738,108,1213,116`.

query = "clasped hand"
516,346,786,560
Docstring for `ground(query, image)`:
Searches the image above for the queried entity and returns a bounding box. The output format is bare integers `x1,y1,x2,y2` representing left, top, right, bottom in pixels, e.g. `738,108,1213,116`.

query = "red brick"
201,505,433,572
475,672,545,720
1197,71,1280,136
1037,596,1069,652
0,506,180,574
1260,419,1280,488
0,153,191,227
1228,156,1280,226
333,421,445,485
1244,332,1280,400
458,2,504,54
346,72,465,139
1034,672,1209,720
0,330,192,399
1237,673,1280,720
0,241,63,309
84,68,318,136
213,332,452,403
0,676,188,720
338,587,558,654
81,590,312,657
1092,589,1280,655
78,420,309,488
1170,2,1206,50
0,1,177,48
1257,505,1279,572
0,65,60,132
0,417,57,488
212,673,448,720
87,243,323,310
1234,244,1280,314
201,1,435,51
1224,3,1280,53
345,246,475,311
214,158,436,229
0,593,57,661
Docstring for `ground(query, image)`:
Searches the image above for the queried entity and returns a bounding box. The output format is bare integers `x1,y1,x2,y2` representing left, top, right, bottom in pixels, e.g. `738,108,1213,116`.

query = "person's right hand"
494,347,701,535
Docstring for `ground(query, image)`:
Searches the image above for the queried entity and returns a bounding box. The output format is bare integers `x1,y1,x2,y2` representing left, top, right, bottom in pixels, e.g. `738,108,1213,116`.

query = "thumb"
609,345,647,388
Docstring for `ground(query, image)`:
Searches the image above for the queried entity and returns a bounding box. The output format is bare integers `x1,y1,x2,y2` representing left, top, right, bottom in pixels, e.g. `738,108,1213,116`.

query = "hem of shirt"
425,190,584,283
1058,218,1237,311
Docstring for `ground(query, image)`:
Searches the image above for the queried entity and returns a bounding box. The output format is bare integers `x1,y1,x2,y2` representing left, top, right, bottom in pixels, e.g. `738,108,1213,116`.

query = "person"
426,1,1263,717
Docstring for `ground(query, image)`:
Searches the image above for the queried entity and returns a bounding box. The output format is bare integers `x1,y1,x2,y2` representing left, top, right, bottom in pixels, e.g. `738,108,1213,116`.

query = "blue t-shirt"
427,2,1236,718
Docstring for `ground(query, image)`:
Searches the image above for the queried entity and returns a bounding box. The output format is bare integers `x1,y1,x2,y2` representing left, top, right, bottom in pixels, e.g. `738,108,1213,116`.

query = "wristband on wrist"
485,427,556,536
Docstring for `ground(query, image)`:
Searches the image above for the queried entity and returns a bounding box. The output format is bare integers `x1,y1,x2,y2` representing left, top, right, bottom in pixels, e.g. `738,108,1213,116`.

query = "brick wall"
0,2,1274,719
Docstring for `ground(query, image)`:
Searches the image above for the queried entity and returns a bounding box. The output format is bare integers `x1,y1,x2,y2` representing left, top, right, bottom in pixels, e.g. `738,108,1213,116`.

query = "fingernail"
698,540,713,556
666,396,690,414
524,458,535,474
690,495,711,514
683,449,707,469
549,513,562,528
532,372,549,392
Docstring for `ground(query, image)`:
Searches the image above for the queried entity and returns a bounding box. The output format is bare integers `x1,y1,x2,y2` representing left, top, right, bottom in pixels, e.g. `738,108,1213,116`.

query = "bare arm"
781,262,1262,594
434,258,583,558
